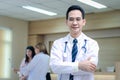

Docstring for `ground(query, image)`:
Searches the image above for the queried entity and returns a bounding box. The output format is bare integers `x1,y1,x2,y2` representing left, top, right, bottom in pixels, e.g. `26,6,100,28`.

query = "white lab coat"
50,33,99,80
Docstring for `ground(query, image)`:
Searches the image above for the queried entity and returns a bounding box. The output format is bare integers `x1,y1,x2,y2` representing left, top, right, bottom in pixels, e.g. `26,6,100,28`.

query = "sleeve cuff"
73,62,79,72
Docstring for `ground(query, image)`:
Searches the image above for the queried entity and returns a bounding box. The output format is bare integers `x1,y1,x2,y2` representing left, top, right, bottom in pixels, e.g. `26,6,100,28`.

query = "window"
0,27,12,78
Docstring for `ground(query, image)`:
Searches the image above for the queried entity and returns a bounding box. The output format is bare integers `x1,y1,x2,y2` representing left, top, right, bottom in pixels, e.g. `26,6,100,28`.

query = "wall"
29,10,120,35
0,16,28,80
28,35,44,46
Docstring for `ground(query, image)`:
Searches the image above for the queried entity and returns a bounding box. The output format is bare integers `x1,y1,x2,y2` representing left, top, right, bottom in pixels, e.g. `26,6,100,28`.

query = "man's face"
66,10,86,36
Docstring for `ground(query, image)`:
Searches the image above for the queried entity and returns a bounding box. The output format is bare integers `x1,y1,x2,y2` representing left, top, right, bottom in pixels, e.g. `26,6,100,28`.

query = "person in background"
21,42,50,80
50,5,99,80
13,46,36,80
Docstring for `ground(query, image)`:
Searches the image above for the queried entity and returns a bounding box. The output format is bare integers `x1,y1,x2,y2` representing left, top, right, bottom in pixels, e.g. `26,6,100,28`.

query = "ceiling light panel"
22,6,57,16
77,0,107,9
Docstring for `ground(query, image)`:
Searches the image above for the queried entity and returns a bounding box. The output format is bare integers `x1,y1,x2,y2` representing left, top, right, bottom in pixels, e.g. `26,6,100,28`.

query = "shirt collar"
69,32,83,44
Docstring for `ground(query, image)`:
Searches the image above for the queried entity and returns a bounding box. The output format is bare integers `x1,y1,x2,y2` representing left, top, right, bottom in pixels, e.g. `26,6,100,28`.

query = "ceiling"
0,0,120,21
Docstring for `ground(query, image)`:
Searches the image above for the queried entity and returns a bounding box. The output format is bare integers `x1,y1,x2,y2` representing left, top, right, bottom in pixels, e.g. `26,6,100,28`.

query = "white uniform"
22,52,50,80
50,33,99,80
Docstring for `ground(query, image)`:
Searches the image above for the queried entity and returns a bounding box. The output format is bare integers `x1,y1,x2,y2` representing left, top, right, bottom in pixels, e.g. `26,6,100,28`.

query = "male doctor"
50,5,99,80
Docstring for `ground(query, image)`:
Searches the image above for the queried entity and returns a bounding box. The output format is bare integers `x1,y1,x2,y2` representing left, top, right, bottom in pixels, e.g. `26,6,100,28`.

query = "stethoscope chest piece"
63,53,67,57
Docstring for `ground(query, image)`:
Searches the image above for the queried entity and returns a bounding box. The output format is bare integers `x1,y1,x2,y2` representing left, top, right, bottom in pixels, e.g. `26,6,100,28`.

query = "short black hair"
66,5,85,19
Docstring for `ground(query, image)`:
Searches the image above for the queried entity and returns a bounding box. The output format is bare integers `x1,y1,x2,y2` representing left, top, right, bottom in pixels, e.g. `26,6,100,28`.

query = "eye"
68,17,81,21
76,17,81,21
68,17,74,21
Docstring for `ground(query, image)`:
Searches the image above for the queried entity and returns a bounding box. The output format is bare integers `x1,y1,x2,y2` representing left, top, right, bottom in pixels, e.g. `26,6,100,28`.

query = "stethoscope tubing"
64,39,87,54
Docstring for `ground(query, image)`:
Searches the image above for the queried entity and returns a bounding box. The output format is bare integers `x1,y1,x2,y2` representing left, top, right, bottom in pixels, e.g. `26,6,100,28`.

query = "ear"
82,19,86,26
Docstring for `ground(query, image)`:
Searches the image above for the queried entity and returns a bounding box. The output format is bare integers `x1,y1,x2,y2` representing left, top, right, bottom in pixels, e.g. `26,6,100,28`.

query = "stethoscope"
64,39,87,57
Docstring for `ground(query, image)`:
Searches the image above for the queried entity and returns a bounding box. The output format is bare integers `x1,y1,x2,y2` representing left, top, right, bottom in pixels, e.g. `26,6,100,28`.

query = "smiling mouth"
72,27,78,29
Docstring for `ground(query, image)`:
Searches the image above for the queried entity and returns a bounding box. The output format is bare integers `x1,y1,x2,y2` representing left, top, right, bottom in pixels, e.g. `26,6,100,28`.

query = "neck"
29,57,32,62
71,32,81,38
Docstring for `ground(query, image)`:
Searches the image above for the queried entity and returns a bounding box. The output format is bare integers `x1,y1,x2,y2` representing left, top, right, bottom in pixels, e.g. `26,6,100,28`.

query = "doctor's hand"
78,57,96,72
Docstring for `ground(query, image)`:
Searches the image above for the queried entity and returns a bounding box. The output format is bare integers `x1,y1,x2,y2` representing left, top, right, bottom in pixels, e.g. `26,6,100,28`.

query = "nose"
73,19,77,25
